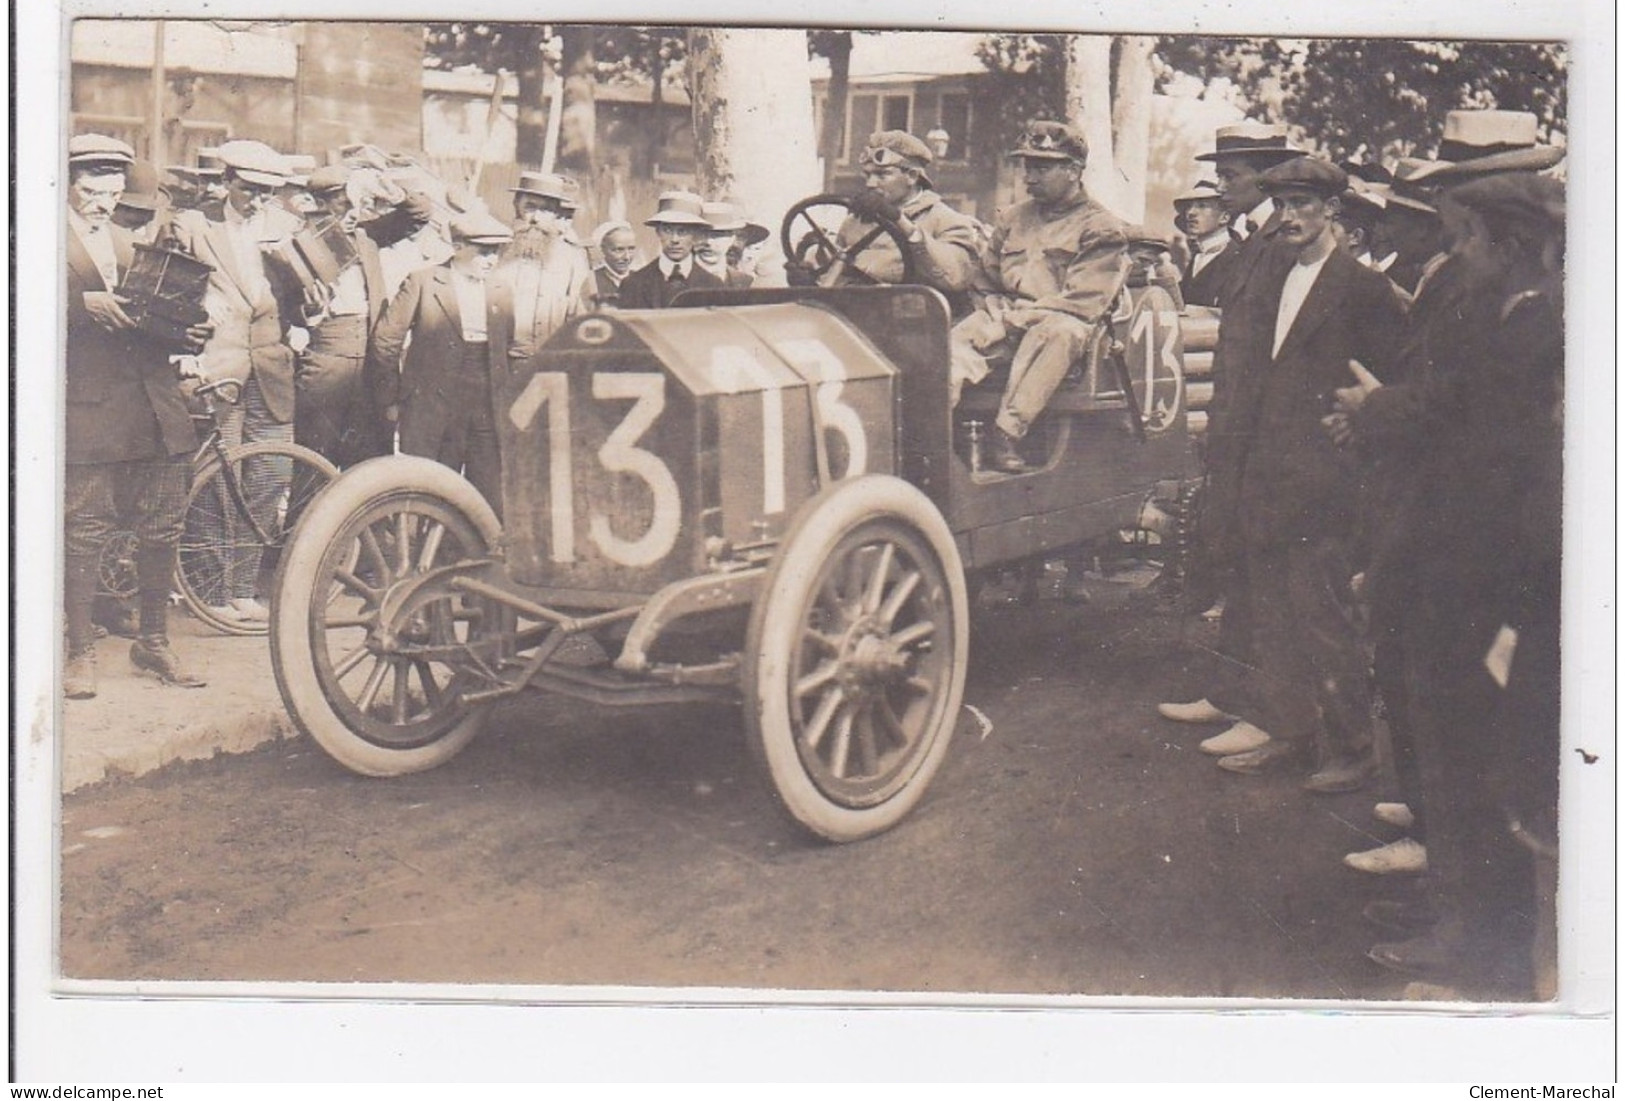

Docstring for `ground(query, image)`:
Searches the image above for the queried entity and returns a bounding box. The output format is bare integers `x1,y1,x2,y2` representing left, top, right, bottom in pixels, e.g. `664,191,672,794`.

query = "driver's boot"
989,426,1029,473
130,545,206,689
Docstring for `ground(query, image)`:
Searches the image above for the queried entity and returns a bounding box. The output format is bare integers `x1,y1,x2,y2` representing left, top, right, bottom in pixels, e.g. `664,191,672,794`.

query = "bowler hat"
450,209,514,245
1258,157,1348,199
68,133,135,169
510,170,581,210
644,190,710,227
1195,121,1303,166
1009,120,1089,163
215,139,293,187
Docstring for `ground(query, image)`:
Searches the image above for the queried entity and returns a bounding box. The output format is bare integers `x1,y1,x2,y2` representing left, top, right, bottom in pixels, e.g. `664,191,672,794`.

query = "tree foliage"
423,22,686,83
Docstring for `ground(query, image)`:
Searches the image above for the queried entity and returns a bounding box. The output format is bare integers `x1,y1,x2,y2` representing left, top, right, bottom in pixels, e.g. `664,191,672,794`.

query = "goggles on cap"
860,146,920,170
1022,129,1068,153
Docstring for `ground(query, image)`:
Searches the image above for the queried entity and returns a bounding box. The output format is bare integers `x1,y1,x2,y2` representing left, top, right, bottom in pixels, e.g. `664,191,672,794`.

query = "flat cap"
305,164,351,194
449,208,515,245
215,139,293,186
1125,225,1171,249
1259,157,1348,198
69,133,136,169
1009,119,1088,163
860,130,936,185
510,170,581,209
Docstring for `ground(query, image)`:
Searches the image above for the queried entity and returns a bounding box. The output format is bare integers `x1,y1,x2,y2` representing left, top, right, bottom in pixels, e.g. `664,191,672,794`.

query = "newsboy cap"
1259,157,1349,199
1444,172,1565,232
305,164,352,194
68,133,136,169
1009,120,1089,163
1173,179,1225,207
215,139,293,187
449,208,515,245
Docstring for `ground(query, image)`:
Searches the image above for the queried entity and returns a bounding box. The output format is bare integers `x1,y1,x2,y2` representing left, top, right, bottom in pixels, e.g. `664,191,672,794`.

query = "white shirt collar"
657,255,693,279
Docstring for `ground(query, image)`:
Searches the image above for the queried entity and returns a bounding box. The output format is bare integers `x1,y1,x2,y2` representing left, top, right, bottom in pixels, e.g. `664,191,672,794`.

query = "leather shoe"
1373,802,1415,829
1303,755,1377,794
64,649,98,700
989,427,1029,473
1344,837,1428,875
1361,899,1439,935
1199,720,1271,756
1157,698,1236,724
131,636,207,688
1216,739,1299,775
94,601,140,639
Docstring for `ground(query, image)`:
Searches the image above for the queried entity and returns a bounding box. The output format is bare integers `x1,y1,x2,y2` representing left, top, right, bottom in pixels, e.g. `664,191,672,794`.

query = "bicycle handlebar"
194,378,245,405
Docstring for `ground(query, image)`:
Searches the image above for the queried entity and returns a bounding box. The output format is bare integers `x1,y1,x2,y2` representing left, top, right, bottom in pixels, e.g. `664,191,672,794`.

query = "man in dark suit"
290,164,393,469
615,191,724,309
1159,123,1306,751
1173,180,1239,308
591,220,639,308
167,139,300,626
63,134,208,697
368,210,515,513
1203,157,1403,792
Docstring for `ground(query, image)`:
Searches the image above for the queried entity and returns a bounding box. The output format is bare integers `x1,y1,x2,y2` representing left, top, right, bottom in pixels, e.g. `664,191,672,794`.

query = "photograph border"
14,0,1616,1081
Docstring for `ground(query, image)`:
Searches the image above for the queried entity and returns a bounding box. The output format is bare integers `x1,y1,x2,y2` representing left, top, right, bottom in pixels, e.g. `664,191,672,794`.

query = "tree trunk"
557,26,599,223
687,28,822,287
818,32,853,189
1111,35,1156,224
513,25,551,168
1064,34,1127,220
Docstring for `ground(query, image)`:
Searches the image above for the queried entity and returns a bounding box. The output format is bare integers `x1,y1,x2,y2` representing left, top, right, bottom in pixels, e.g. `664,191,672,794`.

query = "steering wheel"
780,193,919,286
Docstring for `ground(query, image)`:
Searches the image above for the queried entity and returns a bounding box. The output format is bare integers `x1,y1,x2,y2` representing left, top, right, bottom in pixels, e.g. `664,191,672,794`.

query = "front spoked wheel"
745,475,969,842
270,456,504,777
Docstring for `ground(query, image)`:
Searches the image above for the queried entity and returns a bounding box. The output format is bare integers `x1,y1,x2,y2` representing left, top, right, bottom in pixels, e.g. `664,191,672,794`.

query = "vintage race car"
270,196,1194,843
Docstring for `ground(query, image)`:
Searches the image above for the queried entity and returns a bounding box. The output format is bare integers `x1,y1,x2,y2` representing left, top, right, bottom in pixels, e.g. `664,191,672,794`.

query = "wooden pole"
149,19,166,167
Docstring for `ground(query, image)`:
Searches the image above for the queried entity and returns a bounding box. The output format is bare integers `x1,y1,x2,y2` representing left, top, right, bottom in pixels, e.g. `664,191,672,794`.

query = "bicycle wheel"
178,440,339,636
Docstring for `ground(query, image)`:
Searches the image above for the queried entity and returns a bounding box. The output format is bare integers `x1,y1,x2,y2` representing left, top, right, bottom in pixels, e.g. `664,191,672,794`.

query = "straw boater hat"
1172,179,1225,208
701,201,748,234
1195,121,1303,166
68,133,136,170
644,190,710,227
1340,176,1390,221
449,208,514,245
510,170,581,210
1397,110,1565,183
215,139,294,186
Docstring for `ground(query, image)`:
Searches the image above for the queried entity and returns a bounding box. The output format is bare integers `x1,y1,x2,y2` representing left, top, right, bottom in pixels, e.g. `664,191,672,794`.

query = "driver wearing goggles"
819,130,985,307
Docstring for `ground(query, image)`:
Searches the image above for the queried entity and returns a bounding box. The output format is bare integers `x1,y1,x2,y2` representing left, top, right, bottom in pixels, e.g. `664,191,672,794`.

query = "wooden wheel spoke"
803,627,841,655
904,674,934,696
829,707,856,779
321,612,373,630
354,658,389,713
390,661,410,724
794,661,840,699
853,703,881,776
888,619,937,651
331,641,371,680
800,685,846,751
394,511,412,576
413,660,445,707
358,528,389,579
875,697,909,751
862,542,896,614
332,567,377,600
878,568,922,627
416,520,446,572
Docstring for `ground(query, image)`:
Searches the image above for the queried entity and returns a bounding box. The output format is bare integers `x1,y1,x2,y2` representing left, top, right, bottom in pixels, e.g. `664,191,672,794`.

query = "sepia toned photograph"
16,0,1614,1082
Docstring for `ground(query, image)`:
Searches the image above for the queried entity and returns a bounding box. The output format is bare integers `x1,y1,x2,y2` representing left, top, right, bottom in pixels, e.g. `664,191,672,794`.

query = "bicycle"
173,378,339,635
